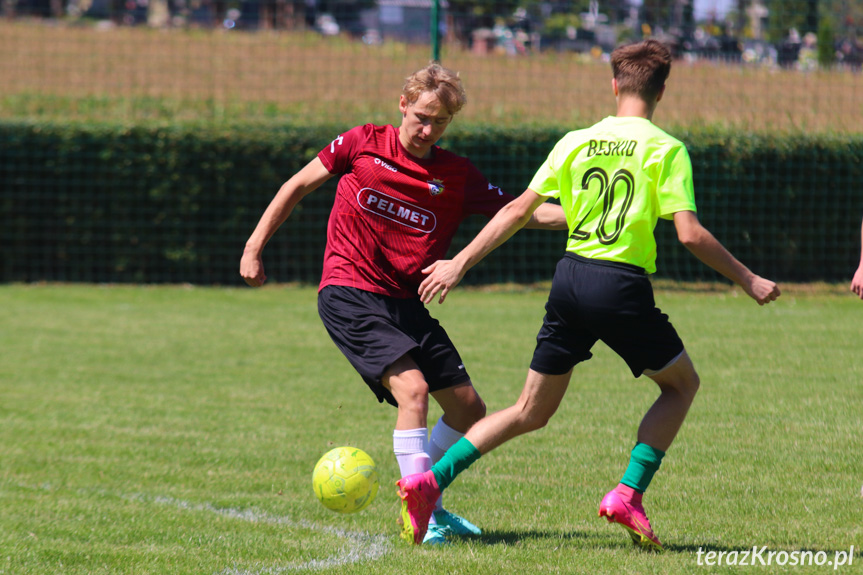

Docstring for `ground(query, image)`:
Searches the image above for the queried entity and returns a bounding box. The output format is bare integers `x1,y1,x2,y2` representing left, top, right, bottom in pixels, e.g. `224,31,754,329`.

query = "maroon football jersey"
317,123,514,298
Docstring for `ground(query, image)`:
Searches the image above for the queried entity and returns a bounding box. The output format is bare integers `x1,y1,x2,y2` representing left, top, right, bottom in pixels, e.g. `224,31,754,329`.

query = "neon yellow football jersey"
528,116,696,273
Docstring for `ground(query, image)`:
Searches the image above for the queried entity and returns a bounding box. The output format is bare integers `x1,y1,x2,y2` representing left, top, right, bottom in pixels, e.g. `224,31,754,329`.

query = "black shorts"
317,285,471,407
530,253,684,377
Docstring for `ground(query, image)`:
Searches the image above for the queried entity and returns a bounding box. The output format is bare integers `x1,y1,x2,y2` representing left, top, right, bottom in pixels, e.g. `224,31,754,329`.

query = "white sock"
393,427,436,525
429,416,464,462
429,416,465,512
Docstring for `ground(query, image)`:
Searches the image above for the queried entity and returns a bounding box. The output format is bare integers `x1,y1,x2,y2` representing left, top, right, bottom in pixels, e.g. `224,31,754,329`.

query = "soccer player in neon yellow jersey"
396,39,782,549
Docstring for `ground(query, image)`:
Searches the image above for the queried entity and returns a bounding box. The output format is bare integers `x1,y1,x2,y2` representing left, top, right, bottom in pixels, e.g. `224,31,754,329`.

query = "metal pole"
431,0,441,62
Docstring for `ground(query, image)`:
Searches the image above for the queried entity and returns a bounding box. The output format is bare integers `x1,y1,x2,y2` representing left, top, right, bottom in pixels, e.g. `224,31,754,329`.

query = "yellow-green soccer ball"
312,446,379,513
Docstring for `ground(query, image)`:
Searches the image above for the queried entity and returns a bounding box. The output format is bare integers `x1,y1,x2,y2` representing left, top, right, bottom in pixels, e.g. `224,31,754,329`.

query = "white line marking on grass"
127,493,392,574
14,483,391,573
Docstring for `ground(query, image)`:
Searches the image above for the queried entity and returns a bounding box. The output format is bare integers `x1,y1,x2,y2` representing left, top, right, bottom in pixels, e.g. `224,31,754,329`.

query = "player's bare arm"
419,189,549,304
524,202,567,230
240,157,334,287
673,210,781,305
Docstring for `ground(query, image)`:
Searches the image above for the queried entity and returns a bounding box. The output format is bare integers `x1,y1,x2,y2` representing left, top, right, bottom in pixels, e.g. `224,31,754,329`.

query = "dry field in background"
2,20,862,132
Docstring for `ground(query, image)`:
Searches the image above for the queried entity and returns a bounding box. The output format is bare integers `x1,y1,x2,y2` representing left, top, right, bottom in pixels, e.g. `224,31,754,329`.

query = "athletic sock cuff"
620,442,665,493
430,417,465,450
631,442,665,464
392,428,428,455
431,436,481,491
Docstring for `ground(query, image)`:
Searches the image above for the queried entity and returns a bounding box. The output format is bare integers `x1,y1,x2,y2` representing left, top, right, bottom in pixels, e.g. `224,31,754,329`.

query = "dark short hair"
610,40,672,102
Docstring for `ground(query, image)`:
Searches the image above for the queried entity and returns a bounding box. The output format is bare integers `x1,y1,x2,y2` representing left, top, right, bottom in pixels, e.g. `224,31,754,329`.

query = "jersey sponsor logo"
489,182,503,196
587,139,637,157
357,188,437,233
427,178,445,196
374,157,398,173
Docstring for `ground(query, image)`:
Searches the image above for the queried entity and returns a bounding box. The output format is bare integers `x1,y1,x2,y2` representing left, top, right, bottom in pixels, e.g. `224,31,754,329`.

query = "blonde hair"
402,63,467,116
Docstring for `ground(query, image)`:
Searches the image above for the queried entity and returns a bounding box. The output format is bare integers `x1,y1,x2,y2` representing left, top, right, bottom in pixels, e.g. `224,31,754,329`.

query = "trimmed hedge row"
2,121,862,285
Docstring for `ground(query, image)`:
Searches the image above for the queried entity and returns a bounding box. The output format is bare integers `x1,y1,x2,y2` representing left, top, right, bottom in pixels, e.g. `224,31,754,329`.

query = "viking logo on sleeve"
427,179,445,196
357,188,437,233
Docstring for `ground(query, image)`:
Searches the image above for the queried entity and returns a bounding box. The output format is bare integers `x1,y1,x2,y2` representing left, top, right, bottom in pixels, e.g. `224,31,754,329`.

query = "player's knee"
669,371,699,401
391,379,430,416
523,413,552,433
442,393,486,431
681,370,700,397
399,395,429,420
466,395,487,423
689,372,701,394
442,383,487,422
516,403,554,433
652,353,700,400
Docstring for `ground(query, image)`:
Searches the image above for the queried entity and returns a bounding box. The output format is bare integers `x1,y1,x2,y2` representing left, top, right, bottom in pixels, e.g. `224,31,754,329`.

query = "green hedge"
2,121,862,285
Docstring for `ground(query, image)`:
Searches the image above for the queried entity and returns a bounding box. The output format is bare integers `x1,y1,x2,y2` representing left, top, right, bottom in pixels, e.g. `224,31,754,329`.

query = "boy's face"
398,91,453,159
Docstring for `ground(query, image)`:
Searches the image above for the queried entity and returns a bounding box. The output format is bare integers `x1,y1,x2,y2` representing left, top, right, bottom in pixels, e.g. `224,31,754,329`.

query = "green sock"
620,442,665,493
431,437,481,491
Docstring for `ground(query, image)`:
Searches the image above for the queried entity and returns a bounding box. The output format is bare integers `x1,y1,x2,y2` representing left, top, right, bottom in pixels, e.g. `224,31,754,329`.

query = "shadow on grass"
468,528,608,546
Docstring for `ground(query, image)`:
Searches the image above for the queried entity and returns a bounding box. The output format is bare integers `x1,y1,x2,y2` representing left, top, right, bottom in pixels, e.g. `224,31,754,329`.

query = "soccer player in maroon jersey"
240,63,566,544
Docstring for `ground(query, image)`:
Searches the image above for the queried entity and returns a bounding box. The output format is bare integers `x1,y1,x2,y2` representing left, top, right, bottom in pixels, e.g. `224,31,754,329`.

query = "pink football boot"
598,484,663,551
396,470,440,545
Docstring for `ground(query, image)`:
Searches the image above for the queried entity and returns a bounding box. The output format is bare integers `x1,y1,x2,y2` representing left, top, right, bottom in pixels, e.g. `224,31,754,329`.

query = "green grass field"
1,283,861,574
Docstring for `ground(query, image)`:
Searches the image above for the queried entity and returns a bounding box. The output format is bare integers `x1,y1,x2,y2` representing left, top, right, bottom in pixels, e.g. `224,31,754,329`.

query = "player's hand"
745,275,781,305
419,260,465,304
240,252,267,287
851,266,863,299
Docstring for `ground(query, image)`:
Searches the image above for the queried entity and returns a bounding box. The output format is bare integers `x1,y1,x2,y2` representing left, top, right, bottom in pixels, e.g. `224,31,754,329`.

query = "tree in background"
765,0,818,42
817,14,836,66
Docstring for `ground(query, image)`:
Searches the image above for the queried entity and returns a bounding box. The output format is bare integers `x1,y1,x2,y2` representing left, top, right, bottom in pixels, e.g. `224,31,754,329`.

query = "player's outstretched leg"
427,415,484,537
598,484,663,551
396,470,440,544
